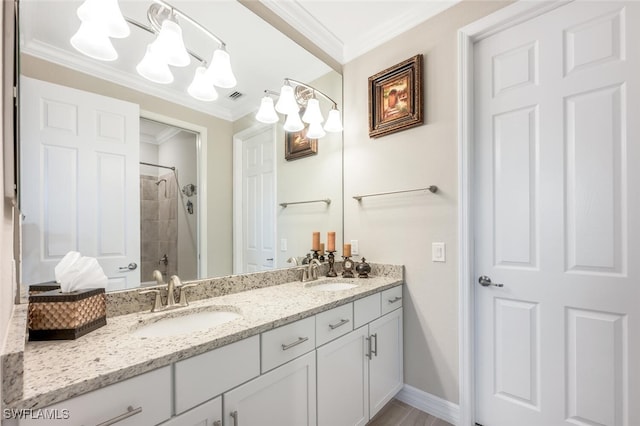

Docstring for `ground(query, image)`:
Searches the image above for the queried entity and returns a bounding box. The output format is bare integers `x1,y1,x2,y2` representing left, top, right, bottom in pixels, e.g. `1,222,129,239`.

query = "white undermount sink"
132,306,241,338
305,282,358,291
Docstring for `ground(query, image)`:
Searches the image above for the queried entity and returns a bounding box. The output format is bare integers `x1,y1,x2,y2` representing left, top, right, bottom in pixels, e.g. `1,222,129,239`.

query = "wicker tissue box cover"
28,285,106,341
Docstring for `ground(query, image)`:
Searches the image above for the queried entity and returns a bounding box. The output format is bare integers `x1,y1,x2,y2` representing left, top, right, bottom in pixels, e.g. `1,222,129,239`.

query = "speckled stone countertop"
3,264,403,410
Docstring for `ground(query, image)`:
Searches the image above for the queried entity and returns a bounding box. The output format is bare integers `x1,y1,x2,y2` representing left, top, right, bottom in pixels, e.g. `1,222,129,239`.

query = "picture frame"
368,54,423,138
285,108,318,161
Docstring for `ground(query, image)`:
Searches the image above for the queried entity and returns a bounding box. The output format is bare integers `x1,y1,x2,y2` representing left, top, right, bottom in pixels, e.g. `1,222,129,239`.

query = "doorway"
459,1,640,425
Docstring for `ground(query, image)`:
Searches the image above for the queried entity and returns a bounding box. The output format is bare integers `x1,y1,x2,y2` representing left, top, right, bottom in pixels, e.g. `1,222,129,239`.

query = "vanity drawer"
353,293,381,329
174,335,260,414
261,316,315,372
19,366,171,426
316,303,354,346
381,285,403,315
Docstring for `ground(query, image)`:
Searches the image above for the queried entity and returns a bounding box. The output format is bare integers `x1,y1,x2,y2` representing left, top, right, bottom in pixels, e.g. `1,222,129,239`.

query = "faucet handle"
178,283,198,306
139,289,163,312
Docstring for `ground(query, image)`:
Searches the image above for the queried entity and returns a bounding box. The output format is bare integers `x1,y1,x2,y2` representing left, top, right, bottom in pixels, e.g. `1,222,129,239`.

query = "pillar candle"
327,232,336,251
312,232,320,250
343,243,351,257
319,243,325,255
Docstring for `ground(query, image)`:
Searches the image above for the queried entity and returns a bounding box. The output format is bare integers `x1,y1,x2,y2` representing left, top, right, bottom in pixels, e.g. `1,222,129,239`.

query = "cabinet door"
224,351,316,426
162,396,222,426
317,326,369,426
368,308,403,418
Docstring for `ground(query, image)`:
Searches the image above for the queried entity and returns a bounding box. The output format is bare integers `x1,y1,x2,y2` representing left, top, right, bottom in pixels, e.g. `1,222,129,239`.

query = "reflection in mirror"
17,0,343,295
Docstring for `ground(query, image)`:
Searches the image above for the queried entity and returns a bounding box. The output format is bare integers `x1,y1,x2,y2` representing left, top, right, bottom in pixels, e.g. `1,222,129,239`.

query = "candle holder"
342,256,355,278
319,253,326,263
311,250,320,260
326,251,337,277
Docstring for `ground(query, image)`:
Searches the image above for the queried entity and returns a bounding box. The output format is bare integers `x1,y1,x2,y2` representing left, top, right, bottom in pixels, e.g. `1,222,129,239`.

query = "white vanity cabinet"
18,366,172,426
223,351,317,426
160,396,221,426
317,306,403,426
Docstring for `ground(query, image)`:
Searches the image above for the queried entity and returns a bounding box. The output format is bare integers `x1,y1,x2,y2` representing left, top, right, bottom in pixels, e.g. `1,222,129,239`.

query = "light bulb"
302,98,324,124
255,97,280,124
283,111,304,132
188,66,218,101
324,108,343,132
306,121,326,139
275,85,299,115
136,46,174,84
77,0,129,38
70,21,117,61
207,48,237,88
151,19,190,67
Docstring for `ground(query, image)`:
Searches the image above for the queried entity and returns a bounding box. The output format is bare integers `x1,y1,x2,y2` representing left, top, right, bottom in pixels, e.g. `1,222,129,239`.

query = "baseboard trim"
396,384,460,425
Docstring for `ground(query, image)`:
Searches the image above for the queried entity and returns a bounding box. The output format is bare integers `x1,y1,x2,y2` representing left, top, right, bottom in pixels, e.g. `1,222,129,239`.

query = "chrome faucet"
166,275,178,307
140,274,198,312
287,256,299,266
302,258,321,282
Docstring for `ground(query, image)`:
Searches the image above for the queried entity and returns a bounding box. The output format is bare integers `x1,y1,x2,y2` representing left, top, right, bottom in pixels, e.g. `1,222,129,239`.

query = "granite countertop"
5,267,403,410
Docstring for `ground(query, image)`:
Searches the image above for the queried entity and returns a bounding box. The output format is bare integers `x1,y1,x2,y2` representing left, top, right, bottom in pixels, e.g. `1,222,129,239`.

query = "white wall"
343,0,509,403
139,141,159,177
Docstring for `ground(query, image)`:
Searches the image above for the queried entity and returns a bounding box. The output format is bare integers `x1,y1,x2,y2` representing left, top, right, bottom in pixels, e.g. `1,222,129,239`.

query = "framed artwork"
368,54,423,138
285,107,318,161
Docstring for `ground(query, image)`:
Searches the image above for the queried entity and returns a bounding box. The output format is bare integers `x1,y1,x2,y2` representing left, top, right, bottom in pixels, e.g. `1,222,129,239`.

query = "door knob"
119,262,138,271
478,275,503,287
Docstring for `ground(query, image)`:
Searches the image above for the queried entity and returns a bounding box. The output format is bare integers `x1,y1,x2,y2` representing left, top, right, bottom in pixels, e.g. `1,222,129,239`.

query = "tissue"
55,251,108,293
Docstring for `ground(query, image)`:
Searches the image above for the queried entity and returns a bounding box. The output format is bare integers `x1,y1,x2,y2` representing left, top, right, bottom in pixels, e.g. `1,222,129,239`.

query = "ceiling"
19,0,460,122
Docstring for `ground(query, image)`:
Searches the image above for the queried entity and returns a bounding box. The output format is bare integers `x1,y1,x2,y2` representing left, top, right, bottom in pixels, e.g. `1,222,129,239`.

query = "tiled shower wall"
140,172,178,283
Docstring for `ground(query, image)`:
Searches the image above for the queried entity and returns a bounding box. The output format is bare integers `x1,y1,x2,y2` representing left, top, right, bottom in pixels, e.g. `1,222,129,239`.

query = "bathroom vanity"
2,264,404,426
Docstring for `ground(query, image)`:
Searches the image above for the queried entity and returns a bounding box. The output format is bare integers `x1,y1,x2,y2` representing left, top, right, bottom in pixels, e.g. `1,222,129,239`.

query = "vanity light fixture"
70,0,237,101
256,78,343,138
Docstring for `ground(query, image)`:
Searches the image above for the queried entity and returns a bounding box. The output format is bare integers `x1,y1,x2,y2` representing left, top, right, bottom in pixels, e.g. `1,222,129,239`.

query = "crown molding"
260,0,345,64
343,1,461,63
21,40,236,122
260,0,461,65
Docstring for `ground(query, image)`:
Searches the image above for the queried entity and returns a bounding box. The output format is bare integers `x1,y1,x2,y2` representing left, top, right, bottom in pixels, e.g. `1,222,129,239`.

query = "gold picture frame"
368,54,424,138
285,107,318,161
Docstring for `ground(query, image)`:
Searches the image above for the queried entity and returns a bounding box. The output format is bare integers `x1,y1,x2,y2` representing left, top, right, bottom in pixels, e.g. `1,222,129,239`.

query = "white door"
21,77,141,290
223,351,316,426
235,126,275,273
474,2,639,425
317,326,369,426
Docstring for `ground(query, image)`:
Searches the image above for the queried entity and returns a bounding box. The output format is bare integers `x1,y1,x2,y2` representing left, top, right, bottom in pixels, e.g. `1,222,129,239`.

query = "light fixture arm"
285,78,338,109
152,0,227,50
124,17,207,64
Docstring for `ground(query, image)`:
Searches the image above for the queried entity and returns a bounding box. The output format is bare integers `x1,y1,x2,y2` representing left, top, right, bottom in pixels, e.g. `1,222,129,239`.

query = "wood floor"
367,399,453,426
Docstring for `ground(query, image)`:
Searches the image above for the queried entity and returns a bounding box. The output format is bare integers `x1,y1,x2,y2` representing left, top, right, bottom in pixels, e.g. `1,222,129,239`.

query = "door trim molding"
456,1,572,425
232,124,277,274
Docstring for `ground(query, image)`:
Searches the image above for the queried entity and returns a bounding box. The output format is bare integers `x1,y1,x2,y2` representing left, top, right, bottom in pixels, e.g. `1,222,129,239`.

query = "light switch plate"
280,238,287,251
350,239,359,256
432,242,446,262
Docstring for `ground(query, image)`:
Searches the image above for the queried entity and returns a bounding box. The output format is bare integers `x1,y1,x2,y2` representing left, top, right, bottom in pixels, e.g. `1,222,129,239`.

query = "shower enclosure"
139,118,198,285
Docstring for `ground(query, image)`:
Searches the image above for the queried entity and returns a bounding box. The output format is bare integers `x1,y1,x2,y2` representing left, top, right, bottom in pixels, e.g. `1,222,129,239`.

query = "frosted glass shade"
302,98,324,124
70,22,117,61
283,111,304,132
306,121,326,139
255,97,280,124
188,66,218,101
77,0,129,38
323,108,343,132
136,46,174,84
151,20,190,67
275,85,299,115
207,49,237,88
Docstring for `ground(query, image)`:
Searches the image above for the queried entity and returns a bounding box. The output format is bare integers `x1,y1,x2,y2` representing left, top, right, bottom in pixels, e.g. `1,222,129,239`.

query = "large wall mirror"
17,0,343,295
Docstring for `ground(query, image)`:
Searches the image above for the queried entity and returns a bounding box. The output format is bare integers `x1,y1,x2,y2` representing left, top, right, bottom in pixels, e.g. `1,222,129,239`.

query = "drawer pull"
329,318,350,330
388,296,402,304
96,405,142,426
365,336,372,360
281,336,309,351
230,410,239,426
371,333,378,357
